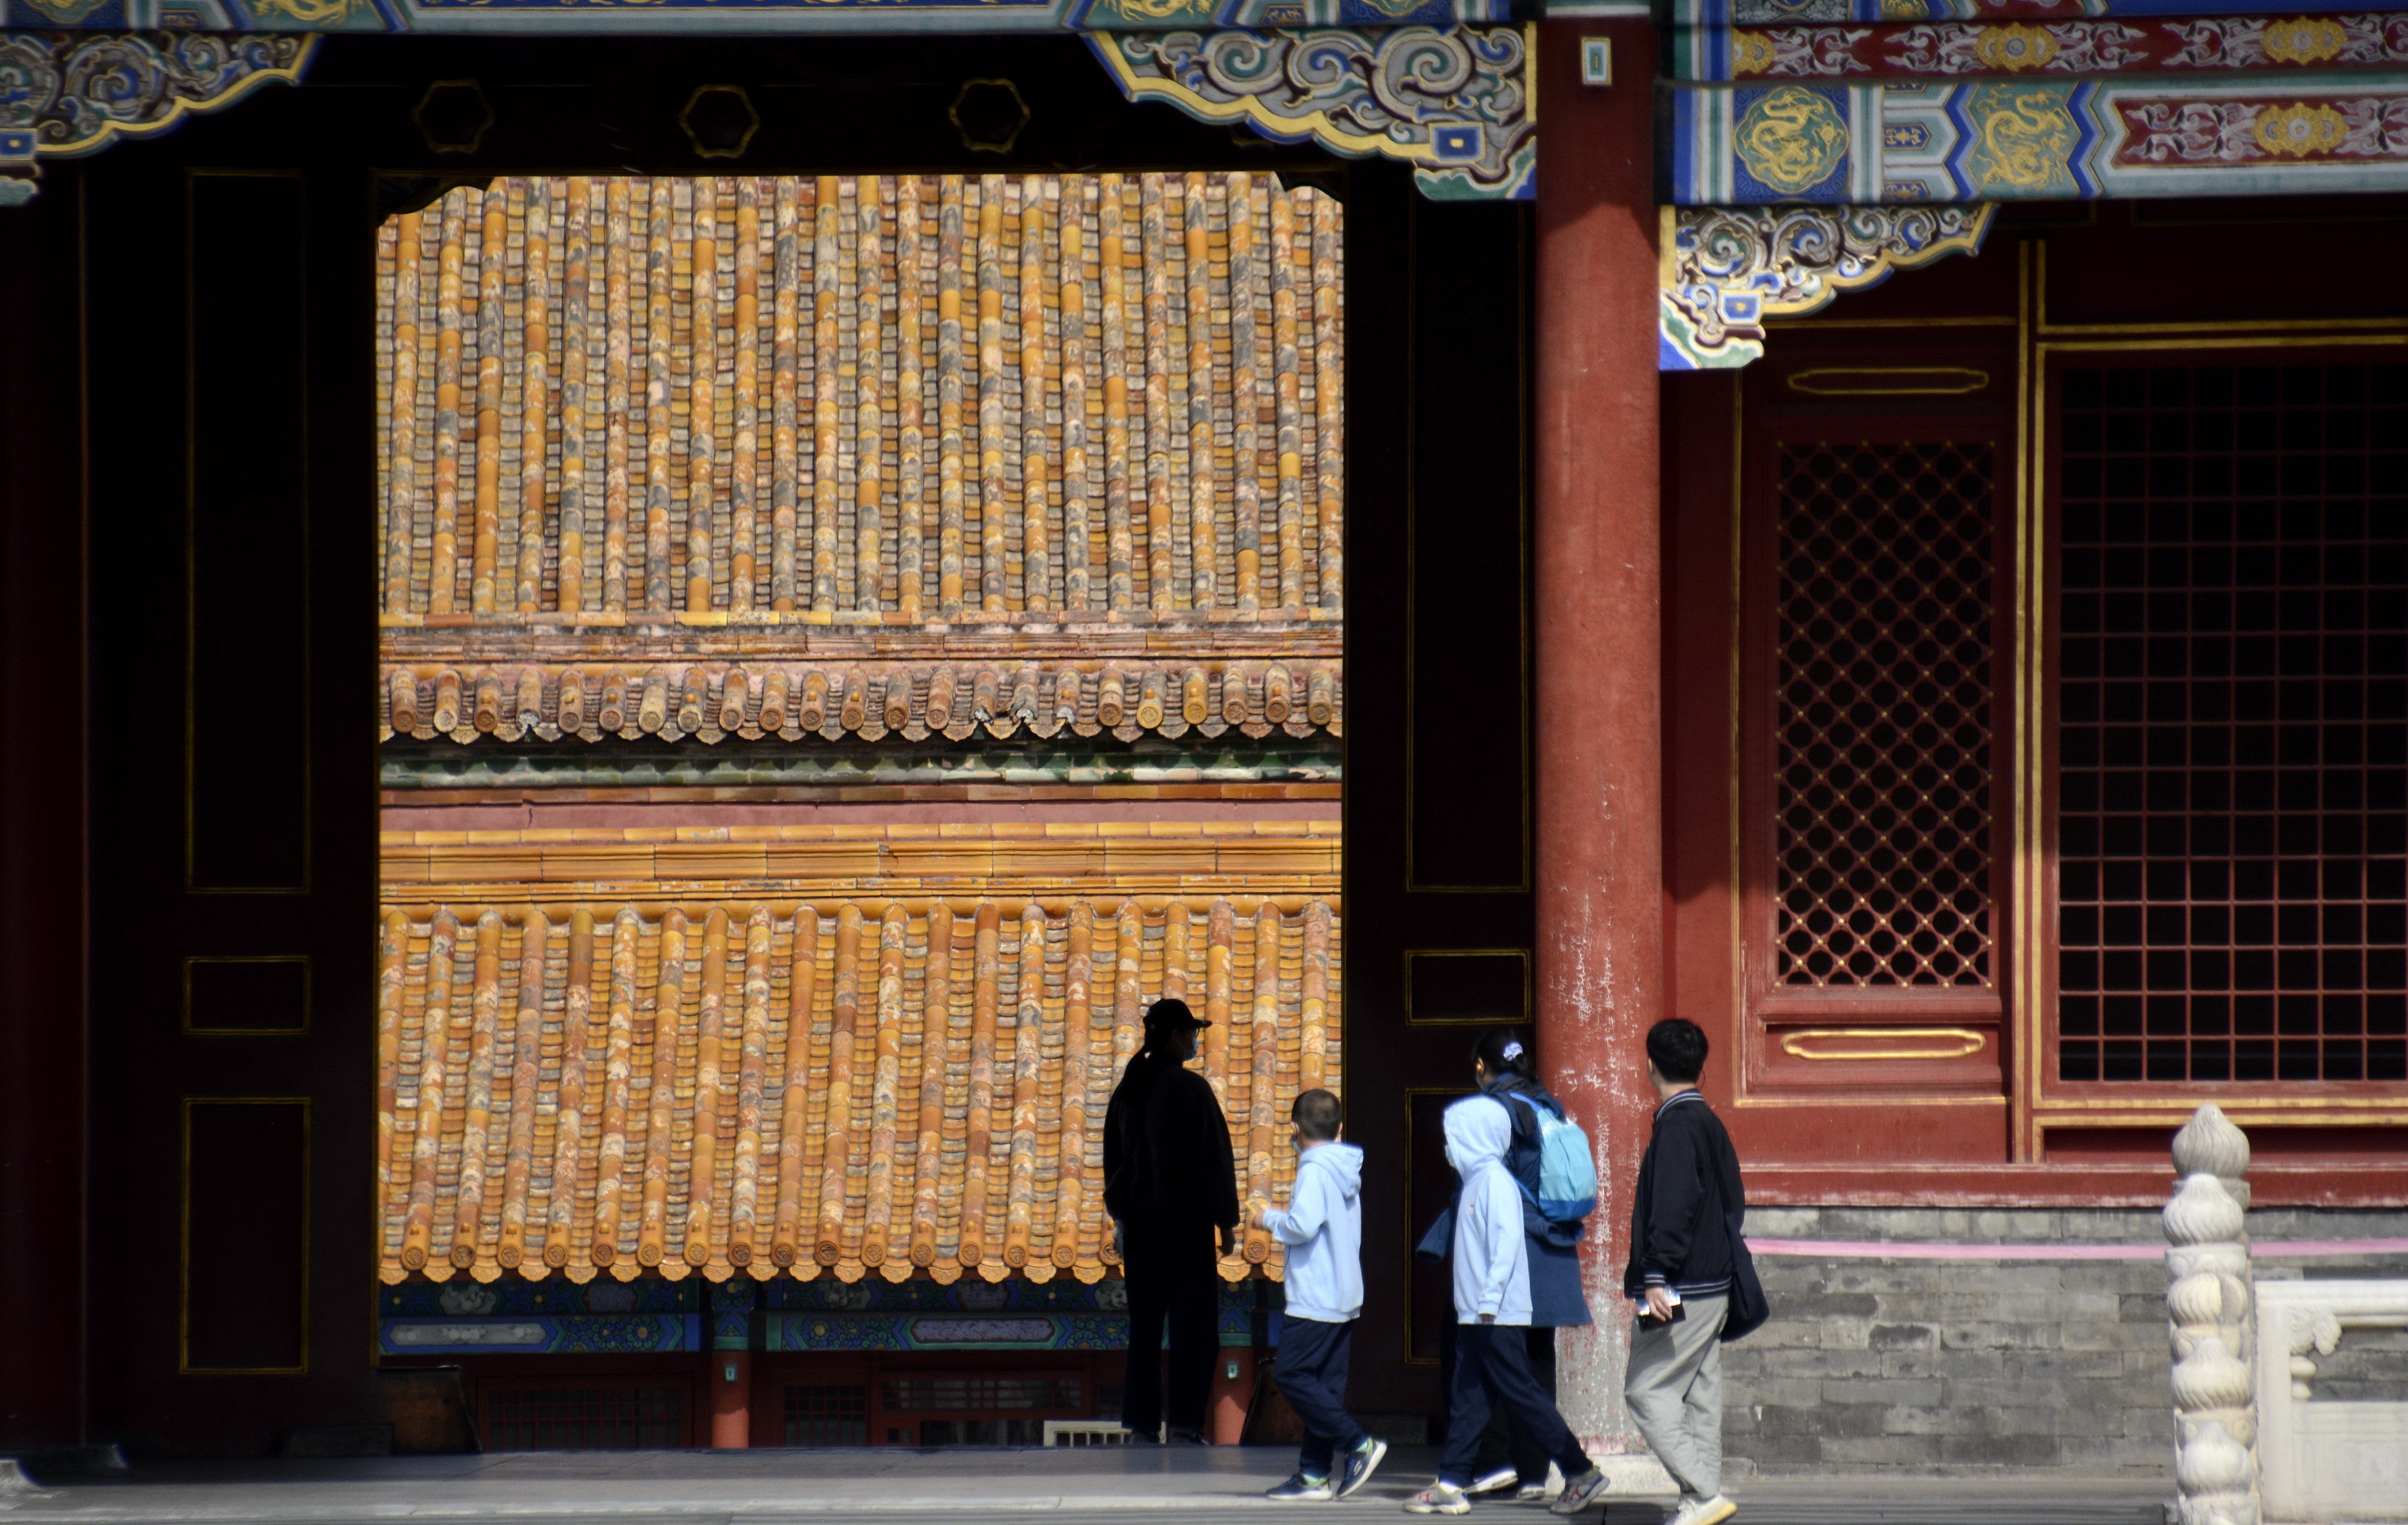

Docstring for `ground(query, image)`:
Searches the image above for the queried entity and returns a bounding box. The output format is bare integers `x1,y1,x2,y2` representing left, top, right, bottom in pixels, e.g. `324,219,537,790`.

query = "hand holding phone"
1636,1284,1685,1329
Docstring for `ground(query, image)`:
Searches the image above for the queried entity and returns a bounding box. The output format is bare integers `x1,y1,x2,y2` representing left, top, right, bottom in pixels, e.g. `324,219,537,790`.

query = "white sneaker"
1467,1467,1520,1497
1404,1483,1470,1516
1518,1461,1564,1501
1665,1496,1737,1525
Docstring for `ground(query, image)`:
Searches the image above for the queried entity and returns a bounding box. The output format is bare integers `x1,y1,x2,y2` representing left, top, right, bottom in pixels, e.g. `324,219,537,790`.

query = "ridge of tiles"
377,893,1341,1287
374,172,1344,634
381,657,1341,745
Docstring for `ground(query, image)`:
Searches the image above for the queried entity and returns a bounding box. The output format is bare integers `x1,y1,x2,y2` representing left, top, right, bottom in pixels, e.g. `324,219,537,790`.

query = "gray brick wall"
1719,1207,2408,1477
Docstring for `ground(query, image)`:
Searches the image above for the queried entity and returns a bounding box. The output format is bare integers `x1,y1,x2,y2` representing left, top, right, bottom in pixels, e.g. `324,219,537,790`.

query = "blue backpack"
1509,1094,1598,1224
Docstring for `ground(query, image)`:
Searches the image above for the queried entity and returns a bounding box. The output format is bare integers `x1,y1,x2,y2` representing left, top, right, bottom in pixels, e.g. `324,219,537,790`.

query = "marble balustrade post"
2165,1105,2258,1525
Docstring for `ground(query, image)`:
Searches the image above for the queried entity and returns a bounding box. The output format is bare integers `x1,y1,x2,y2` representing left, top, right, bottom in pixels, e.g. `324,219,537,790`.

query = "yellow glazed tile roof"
375,172,1343,635
378,891,1340,1287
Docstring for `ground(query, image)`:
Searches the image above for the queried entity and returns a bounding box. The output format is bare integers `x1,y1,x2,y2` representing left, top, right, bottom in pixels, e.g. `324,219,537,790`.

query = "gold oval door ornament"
1779,1027,1988,1061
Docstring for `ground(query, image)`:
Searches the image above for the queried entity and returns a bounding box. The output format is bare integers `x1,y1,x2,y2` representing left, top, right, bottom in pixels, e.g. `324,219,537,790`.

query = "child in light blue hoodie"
1406,1096,1608,1518
1256,1089,1387,1502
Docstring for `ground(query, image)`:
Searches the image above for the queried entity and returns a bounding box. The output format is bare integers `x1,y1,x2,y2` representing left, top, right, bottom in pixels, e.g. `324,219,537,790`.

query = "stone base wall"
1721,1207,2408,1477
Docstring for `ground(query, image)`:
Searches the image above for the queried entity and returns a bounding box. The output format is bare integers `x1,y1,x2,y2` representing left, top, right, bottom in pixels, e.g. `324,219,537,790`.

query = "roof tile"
376,173,1344,656
377,891,1340,1285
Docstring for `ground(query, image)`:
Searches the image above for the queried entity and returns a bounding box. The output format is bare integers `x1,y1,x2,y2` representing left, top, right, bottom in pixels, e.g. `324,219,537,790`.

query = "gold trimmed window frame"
1724,310,2018,1108
2011,242,2408,1157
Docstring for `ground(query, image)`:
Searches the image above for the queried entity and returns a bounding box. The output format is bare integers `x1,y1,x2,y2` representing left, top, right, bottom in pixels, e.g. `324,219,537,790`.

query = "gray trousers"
1624,1293,1727,1501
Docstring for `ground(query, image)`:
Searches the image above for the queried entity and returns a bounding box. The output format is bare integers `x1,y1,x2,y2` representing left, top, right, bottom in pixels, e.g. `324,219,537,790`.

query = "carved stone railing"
2166,1105,2258,1525
2256,1278,2408,1521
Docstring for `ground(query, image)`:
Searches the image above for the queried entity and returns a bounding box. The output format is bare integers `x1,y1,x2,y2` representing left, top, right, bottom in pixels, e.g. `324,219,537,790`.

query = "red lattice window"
783,1383,869,1446
880,1374,1084,1413
880,1372,1085,1447
483,1383,688,1449
1775,443,1997,987
2056,361,2408,1083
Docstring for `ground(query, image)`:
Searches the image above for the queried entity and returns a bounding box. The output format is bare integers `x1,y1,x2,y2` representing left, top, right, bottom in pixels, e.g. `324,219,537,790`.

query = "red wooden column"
711,1351,751,1447
1531,18,1663,1450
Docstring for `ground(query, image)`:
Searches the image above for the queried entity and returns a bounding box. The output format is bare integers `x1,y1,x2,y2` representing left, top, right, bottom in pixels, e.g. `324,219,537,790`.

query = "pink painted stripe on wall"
1748,1237,2408,1261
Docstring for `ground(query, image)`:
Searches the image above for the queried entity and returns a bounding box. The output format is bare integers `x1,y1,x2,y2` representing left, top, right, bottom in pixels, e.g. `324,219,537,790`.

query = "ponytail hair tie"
1501,1040,1525,1061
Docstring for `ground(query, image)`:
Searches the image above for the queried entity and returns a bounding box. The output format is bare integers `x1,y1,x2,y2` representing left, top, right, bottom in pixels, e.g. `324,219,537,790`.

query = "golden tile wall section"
376,891,1341,1287
382,821,1342,888
374,173,1344,631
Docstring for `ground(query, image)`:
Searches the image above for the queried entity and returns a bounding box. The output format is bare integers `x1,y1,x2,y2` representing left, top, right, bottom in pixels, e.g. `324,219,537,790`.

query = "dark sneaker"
1267,1473,1335,1502
1466,1467,1520,1497
1164,1425,1209,1446
1549,1468,1609,1516
1404,1483,1470,1516
1337,1435,1390,1499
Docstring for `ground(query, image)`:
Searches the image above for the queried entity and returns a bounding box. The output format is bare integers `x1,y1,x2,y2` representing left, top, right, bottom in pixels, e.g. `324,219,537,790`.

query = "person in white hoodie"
1406,1096,1610,1518
1255,1089,1387,1502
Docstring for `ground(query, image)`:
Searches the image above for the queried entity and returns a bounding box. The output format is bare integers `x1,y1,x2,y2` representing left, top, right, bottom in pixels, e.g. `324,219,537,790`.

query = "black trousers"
1121,1221,1220,1437
1475,1325,1559,1483
1440,1323,1589,1489
1272,1315,1365,1476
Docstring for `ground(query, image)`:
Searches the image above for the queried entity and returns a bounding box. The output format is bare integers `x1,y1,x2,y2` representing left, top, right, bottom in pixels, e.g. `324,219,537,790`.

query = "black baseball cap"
1143,997,1208,1031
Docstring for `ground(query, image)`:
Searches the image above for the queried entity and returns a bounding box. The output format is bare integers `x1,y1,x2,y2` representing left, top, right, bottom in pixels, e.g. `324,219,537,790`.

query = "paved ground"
0,1448,2172,1525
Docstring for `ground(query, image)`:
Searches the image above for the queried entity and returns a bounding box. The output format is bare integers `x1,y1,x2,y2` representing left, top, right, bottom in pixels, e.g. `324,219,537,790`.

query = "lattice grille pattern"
783,1383,869,1446
882,1375,1084,1412
484,1384,686,1450
2057,363,2408,1083
1775,443,1996,987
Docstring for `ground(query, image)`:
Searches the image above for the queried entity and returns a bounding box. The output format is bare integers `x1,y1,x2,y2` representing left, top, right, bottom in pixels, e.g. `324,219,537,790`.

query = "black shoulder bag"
1702,1121,1769,1343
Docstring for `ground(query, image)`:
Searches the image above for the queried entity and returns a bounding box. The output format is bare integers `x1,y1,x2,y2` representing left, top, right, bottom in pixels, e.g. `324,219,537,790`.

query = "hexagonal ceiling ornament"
680,85,761,161
949,78,1030,156
412,79,494,156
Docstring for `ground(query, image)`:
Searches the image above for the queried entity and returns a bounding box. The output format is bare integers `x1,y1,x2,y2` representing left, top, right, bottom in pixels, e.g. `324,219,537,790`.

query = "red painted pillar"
1209,1346,1255,1445
1531,18,1662,1452
710,1351,751,1447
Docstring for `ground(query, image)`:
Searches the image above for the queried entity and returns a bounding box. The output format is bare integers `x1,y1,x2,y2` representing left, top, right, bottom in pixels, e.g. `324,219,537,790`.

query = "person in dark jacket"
1621,1018,1743,1525
1104,997,1239,1443
1465,1028,1591,1501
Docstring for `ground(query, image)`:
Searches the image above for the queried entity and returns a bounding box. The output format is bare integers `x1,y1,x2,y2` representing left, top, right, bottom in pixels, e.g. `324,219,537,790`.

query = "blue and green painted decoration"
376,1275,1270,1355
1671,73,2408,202
0,0,1506,31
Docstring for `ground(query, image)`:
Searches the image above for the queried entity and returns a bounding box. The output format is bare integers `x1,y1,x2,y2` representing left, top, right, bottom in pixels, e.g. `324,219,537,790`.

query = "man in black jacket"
1104,998,1239,1443
1621,1018,1742,1525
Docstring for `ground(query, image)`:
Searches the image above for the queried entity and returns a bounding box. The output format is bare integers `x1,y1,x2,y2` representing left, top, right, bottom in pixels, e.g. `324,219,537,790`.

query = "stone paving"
0,1447,2170,1525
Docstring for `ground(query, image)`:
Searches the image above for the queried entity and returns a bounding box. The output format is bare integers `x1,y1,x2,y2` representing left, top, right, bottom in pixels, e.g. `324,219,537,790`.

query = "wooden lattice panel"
2056,360,2407,1083
1774,442,1996,988
376,887,1341,1287
373,173,1342,626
